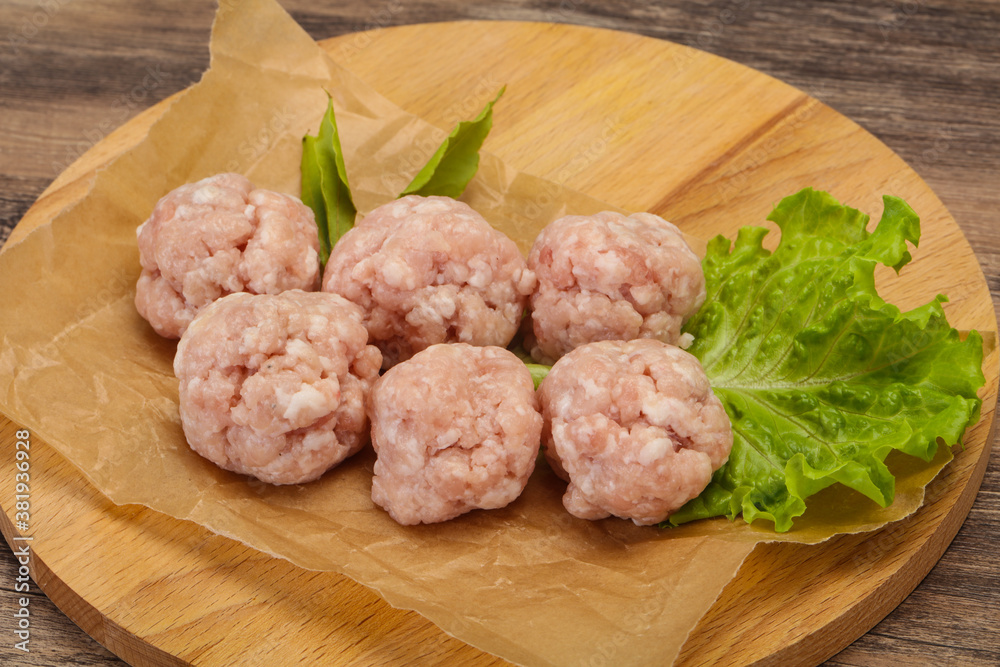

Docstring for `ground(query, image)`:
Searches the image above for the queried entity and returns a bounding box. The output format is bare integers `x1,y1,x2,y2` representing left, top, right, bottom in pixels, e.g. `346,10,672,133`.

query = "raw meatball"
539,339,732,525
527,211,705,364
322,195,536,369
368,343,543,525
136,172,321,339
174,290,382,485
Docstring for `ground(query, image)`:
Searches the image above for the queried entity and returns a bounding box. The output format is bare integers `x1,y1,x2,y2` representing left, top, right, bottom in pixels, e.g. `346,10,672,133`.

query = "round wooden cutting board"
1,20,997,667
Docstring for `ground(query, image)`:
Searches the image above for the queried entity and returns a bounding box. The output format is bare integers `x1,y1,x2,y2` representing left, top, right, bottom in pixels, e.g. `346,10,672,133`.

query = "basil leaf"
301,96,357,266
671,188,984,532
300,135,330,265
400,86,505,198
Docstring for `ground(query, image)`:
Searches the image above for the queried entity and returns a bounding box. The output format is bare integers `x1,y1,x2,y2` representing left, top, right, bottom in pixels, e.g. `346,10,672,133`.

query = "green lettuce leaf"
400,86,505,198
508,340,551,389
670,188,984,532
301,96,357,265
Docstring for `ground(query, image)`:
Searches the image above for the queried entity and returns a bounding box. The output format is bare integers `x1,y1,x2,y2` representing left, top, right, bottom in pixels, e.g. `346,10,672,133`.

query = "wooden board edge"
0,420,190,666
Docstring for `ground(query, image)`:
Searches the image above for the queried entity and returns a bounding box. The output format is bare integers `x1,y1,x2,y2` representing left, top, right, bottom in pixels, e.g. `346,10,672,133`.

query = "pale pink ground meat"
174,290,382,485
539,339,732,525
322,195,536,369
136,173,321,339
368,343,543,525
527,211,705,364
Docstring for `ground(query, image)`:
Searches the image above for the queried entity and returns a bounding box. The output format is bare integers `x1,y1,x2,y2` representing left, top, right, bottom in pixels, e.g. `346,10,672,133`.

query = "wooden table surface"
0,0,997,665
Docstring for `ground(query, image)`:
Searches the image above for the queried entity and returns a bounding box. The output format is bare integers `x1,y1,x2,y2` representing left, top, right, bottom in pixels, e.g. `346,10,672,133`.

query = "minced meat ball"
538,339,732,525
136,173,321,339
322,195,536,369
527,211,705,364
174,290,381,485
368,343,543,525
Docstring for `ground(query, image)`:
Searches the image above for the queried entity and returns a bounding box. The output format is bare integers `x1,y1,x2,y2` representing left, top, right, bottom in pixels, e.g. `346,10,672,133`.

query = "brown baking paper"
0,0,969,664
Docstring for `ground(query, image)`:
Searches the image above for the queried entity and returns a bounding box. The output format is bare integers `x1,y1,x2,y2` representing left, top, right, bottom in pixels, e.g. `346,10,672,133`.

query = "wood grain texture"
1,1,998,666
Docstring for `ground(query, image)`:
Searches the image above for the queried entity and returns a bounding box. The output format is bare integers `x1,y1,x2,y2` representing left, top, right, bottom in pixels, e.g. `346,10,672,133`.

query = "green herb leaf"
670,188,984,532
300,135,329,264
301,95,357,265
400,86,505,199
